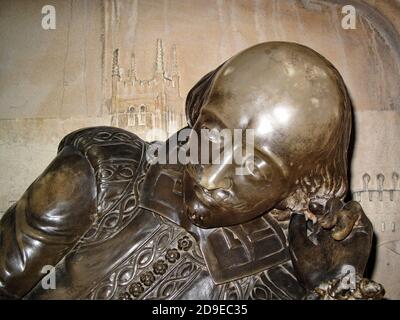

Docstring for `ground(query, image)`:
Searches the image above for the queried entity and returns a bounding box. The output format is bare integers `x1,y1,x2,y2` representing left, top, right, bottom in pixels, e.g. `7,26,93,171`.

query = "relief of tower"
110,39,186,141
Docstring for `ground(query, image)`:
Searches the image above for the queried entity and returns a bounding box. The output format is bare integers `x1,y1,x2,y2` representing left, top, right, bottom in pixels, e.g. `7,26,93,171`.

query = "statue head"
183,42,352,228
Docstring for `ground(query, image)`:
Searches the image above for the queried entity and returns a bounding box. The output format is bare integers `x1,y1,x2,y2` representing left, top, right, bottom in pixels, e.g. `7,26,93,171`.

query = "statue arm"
0,145,97,299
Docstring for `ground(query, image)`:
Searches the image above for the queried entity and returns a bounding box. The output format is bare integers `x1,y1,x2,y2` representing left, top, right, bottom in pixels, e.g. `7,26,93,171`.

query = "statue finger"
331,202,361,241
318,198,342,229
288,213,316,252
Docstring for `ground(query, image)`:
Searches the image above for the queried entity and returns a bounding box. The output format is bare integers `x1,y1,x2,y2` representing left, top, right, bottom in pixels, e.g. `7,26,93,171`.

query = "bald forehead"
200,42,345,159
212,43,341,101
217,42,336,83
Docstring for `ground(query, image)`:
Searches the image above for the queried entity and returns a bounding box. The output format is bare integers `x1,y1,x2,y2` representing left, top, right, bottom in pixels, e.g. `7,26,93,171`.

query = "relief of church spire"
130,53,137,80
155,38,165,74
112,49,120,78
171,45,179,77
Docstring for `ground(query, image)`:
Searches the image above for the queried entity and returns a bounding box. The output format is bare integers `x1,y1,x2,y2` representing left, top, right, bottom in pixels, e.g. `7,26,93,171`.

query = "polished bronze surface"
0,42,384,299
184,42,351,229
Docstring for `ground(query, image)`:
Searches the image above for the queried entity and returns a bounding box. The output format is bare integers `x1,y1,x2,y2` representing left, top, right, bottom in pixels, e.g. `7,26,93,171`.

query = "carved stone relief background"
0,0,399,298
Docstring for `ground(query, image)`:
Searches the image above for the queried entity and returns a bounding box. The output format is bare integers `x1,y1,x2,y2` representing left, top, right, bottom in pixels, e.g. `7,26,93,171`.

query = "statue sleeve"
0,145,97,299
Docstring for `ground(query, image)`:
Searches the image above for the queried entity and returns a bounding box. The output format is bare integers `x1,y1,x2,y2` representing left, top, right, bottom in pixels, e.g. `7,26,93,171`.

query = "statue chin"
183,173,214,228
184,200,244,229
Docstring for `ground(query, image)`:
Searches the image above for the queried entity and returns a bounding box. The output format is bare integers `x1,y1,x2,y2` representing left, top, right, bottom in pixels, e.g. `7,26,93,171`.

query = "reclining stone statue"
0,42,384,300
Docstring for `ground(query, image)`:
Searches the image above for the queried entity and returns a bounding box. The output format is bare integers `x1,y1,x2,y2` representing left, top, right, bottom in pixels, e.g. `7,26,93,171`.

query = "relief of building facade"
110,39,185,141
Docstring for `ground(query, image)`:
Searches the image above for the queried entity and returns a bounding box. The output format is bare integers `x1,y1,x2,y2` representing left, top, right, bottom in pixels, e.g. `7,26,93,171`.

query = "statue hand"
288,199,375,293
312,198,367,241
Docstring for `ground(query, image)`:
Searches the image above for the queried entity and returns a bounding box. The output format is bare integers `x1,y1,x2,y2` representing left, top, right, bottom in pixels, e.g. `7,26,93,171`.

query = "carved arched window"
139,104,146,125
128,106,136,127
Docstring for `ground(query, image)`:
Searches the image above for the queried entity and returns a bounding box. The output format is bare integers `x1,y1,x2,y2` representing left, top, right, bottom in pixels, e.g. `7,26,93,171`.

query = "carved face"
183,42,349,228
183,111,292,228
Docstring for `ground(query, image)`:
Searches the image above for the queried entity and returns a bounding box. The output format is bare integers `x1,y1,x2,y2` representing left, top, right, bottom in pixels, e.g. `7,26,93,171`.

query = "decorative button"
119,292,132,300
140,271,155,286
128,282,144,297
153,260,168,275
178,236,192,251
165,248,181,263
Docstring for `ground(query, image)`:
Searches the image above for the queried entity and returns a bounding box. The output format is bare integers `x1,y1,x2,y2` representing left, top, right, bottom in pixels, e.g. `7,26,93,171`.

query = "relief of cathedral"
110,39,186,141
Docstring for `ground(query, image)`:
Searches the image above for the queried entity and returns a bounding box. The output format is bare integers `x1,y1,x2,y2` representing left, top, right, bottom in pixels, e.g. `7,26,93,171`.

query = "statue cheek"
258,181,290,206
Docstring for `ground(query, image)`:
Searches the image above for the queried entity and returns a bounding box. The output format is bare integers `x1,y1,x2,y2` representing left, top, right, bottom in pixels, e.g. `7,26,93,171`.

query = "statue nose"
196,141,238,190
